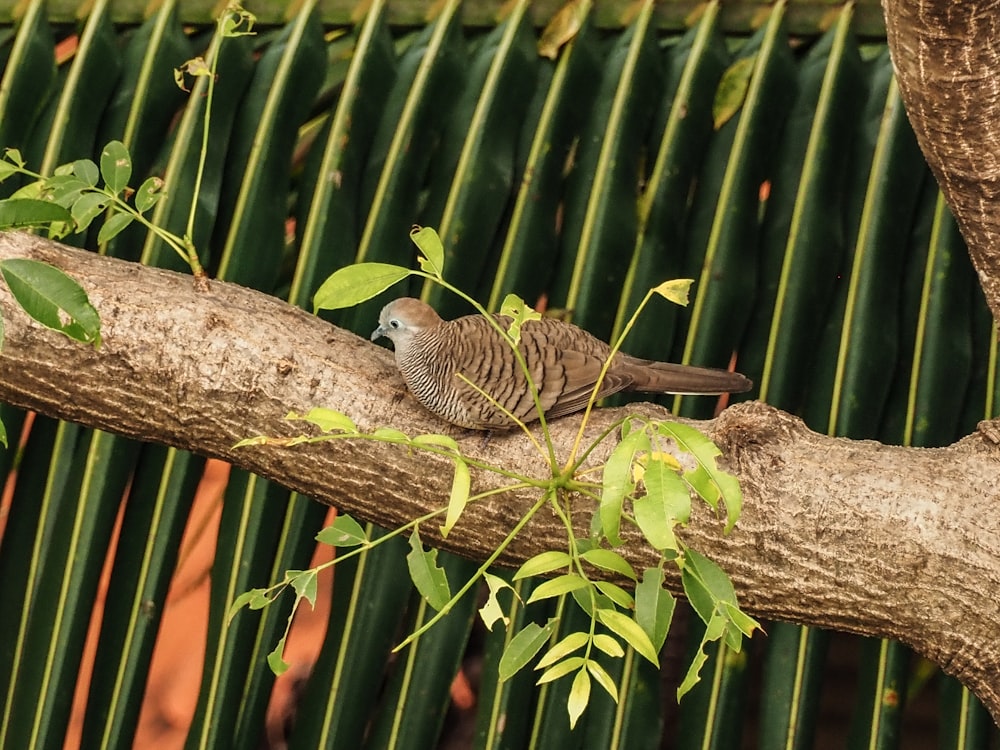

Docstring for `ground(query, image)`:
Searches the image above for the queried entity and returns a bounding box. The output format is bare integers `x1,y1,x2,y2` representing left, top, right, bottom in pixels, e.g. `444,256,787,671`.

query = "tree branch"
882,0,1000,323
1,232,999,721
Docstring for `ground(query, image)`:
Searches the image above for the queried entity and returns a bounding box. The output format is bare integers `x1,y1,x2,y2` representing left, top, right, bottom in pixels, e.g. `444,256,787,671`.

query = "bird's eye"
389,319,401,329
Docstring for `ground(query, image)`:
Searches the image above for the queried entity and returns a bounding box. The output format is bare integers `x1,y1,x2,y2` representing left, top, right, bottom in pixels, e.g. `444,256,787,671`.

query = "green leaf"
600,427,649,546
677,612,727,699
513,550,572,579
713,54,756,129
0,160,21,182
100,140,132,194
526,573,589,604
72,159,100,187
406,530,451,611
499,293,541,344
635,567,675,652
227,588,269,622
370,427,410,442
3,147,25,168
290,569,318,607
535,632,588,669
440,458,470,538
595,608,659,665
499,619,557,680
633,459,689,552
43,175,91,207
410,225,445,278
657,421,742,532
0,199,74,229
412,433,459,453
652,278,693,306
0,258,101,345
315,514,368,547
586,660,619,702
593,581,634,610
681,547,738,626
0,417,6,449
71,192,111,232
479,573,514,631
288,406,357,433
536,655,585,684
97,211,135,244
592,634,625,658
580,548,637,581
135,176,165,212
567,667,591,728
267,637,291,676
313,262,411,312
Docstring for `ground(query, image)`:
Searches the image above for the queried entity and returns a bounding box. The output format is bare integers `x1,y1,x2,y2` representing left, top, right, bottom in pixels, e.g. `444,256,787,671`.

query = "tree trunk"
1,231,999,720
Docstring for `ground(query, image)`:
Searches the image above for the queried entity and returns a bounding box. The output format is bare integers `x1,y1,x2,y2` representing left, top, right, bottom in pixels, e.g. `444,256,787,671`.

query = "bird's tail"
624,357,753,395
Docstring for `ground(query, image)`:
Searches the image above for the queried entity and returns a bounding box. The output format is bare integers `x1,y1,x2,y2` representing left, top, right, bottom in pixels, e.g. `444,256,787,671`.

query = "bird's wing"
540,349,633,420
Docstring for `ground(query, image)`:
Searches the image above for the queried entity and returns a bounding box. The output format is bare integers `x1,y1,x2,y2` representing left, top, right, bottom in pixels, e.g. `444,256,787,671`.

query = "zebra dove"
371,297,752,430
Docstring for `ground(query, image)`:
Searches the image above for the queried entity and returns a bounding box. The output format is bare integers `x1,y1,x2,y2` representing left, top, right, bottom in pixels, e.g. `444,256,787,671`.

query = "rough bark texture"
1,232,999,719
883,0,1000,322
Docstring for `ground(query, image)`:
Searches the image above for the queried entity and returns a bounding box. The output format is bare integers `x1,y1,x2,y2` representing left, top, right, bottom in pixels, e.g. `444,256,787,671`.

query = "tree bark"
882,0,1000,323
1,231,999,720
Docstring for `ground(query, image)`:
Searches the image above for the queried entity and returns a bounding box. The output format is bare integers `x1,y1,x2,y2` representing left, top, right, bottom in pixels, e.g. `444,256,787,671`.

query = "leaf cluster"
234,226,759,726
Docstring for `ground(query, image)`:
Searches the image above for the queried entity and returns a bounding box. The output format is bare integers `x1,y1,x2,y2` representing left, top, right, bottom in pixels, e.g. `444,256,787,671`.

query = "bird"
371,297,752,430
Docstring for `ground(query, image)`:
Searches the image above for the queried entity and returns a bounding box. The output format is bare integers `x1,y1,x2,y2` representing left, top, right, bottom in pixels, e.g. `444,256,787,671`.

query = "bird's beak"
370,325,385,342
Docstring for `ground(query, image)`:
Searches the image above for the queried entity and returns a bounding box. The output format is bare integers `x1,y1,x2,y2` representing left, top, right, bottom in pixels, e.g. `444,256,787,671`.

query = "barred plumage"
371,298,752,430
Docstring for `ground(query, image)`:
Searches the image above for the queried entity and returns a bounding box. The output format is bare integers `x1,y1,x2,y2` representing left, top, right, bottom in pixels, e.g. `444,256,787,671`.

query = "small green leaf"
635,567,675,652
499,293,541,344
135,176,165,212
227,588,268,622
43,175,91,207
479,573,514,631
526,573,589,604
290,569,318,607
586,660,619,701
592,634,625,658
370,427,410,442
713,54,756,130
580,548,637,581
288,407,357,433
407,530,450,611
267,637,291,676
410,225,445,278
71,192,111,231
0,160,20,182
514,550,573,580
595,609,659,665
0,258,101,345
567,667,591,728
651,278,693,306
633,459,689,552
535,632,588,669
677,612,727,699
100,141,132,194
681,548,741,627
3,147,25,168
97,211,134,244
440,458,470,538
600,427,649,546
594,581,634,609
499,619,557,680
315,514,368,547
536,656,585,684
0,417,6,449
0,199,74,229
72,159,99,187
313,262,411,312
412,433,459,454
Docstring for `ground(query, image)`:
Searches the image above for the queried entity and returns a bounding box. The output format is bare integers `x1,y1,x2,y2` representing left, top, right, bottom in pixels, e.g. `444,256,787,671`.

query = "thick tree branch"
883,0,1000,322
1,232,999,720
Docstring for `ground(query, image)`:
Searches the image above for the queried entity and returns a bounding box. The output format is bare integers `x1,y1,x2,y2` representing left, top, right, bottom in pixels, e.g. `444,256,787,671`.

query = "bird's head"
370,297,442,351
